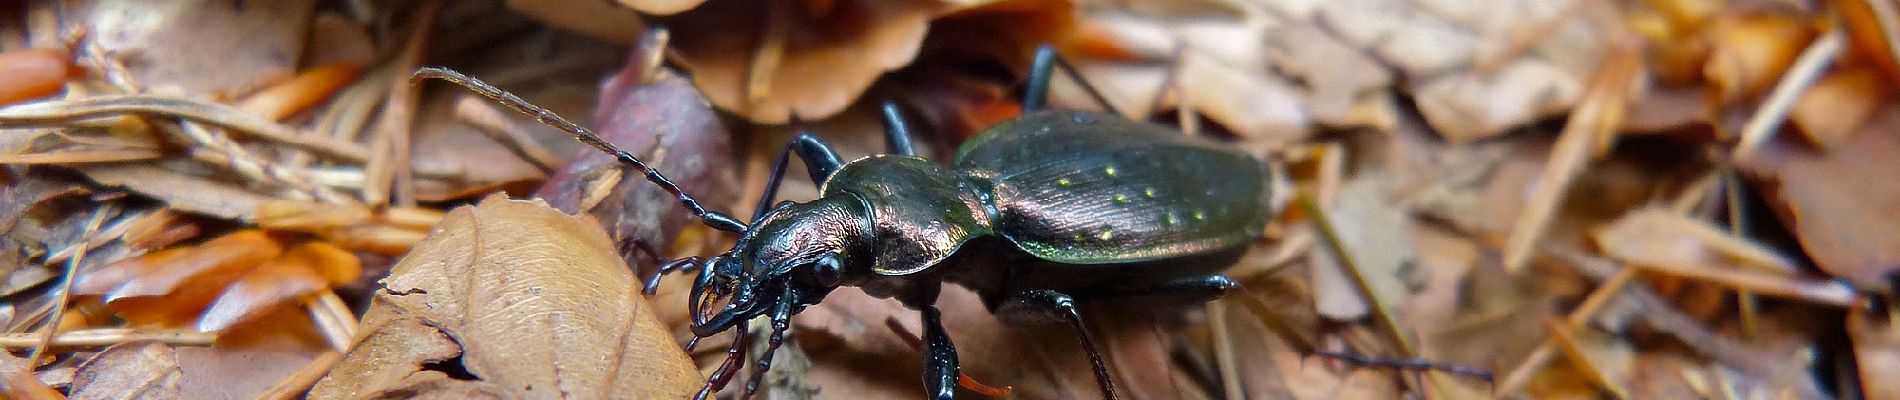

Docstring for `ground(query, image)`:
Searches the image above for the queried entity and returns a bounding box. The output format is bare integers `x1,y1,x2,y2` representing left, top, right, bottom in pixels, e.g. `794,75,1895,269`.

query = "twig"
257,351,343,400
1732,29,1845,161
306,290,358,352
0,328,216,348
1207,300,1243,400
0,148,162,164
26,205,113,365
1629,261,1859,307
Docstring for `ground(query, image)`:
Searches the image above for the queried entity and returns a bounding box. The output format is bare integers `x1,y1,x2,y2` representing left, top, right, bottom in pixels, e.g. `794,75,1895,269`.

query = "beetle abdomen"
956,110,1270,264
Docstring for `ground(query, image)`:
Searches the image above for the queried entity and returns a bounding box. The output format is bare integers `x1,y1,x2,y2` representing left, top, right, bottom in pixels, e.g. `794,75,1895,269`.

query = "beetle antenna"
413,67,749,233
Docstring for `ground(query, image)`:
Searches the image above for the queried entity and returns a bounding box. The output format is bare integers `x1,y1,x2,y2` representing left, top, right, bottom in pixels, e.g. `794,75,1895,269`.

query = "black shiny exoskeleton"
415,45,1273,400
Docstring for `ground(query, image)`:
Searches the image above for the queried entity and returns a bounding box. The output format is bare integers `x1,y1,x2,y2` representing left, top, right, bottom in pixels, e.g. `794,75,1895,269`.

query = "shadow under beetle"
415,45,1274,400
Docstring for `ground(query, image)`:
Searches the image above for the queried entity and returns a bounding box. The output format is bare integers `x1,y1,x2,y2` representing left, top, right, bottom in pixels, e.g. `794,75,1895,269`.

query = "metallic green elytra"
954,109,1271,265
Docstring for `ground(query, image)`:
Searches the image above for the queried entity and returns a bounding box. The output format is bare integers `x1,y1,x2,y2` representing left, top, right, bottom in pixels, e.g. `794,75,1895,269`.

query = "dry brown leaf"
0,48,69,106
662,0,947,123
1740,104,1900,293
75,0,317,96
618,0,709,15
174,308,327,399
1840,0,1900,86
502,0,646,44
1790,67,1890,148
69,341,184,400
333,195,699,398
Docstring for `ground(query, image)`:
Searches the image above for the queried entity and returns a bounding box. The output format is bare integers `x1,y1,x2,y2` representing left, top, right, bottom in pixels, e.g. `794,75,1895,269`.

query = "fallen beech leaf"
661,0,946,122
338,195,699,398
1740,105,1900,293
69,341,184,400
0,48,70,106
175,308,326,399
1791,67,1889,148
75,0,317,96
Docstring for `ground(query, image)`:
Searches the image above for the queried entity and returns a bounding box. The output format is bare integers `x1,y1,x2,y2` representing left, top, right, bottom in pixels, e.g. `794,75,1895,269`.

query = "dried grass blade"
0,95,369,161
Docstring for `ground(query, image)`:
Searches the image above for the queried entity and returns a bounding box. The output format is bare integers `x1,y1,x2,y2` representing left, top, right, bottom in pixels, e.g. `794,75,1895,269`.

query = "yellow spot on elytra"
1103,166,1118,177
1144,187,1157,198
1113,194,1128,204
1193,210,1207,220
1097,228,1114,240
1057,178,1073,187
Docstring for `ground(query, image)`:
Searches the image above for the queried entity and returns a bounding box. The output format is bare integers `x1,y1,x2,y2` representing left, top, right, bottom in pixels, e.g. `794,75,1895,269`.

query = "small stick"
0,328,216,348
26,205,113,364
1732,29,1845,161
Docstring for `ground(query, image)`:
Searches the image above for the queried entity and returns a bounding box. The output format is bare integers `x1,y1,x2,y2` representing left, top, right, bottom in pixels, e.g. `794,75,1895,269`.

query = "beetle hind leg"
920,304,961,400
997,290,1119,400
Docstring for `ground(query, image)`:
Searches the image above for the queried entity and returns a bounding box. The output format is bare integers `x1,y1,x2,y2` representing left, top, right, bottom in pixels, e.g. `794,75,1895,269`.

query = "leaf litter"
0,0,1898,399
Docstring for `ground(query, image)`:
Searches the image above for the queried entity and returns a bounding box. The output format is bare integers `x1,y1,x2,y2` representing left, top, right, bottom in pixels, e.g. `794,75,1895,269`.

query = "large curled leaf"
311,195,698,399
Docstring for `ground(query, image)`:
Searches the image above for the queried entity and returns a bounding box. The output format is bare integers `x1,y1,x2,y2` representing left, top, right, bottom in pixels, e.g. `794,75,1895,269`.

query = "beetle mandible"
414,45,1274,400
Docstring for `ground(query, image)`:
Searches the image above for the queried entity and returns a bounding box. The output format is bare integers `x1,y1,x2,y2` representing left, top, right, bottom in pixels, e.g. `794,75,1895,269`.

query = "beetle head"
688,196,872,337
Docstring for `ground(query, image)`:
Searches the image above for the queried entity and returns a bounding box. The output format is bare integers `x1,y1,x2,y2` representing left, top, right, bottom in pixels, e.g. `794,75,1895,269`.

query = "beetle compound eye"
801,253,844,287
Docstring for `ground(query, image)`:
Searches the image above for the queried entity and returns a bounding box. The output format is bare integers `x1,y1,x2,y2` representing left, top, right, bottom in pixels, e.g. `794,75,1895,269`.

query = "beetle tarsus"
920,305,960,400
644,256,704,296
1021,45,1122,116
694,319,752,400
1006,290,1118,399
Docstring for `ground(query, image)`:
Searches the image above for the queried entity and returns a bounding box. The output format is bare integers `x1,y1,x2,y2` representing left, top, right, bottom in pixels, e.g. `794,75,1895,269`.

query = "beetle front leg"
694,319,751,400
641,256,703,295
920,304,960,400
744,293,796,397
751,132,844,222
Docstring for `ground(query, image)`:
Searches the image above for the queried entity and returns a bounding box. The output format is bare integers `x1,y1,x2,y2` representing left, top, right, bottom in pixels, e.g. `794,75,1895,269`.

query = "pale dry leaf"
1848,307,1900,400
1790,67,1889,148
618,0,709,15
69,341,183,400
370,195,700,399
173,309,326,400
1309,175,1417,324
662,0,946,123
76,0,317,96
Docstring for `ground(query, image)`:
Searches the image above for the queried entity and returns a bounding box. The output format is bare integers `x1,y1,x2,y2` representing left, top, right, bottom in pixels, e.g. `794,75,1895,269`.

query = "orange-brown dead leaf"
103,230,284,327
1704,14,1815,103
321,195,700,398
237,63,363,121
1840,0,1900,86
1791,67,1890,148
0,48,71,107
197,259,327,332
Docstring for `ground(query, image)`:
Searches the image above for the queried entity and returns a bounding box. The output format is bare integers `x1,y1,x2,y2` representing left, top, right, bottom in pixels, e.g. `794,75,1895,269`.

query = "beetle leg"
744,293,796,397
920,305,960,400
1002,290,1119,400
1098,274,1238,309
1022,45,1122,116
694,319,752,400
751,132,844,222
879,102,917,156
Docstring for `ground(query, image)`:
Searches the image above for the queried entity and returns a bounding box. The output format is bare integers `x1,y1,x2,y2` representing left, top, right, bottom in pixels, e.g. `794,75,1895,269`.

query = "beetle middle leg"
997,289,1119,400
1022,45,1122,116
919,304,960,400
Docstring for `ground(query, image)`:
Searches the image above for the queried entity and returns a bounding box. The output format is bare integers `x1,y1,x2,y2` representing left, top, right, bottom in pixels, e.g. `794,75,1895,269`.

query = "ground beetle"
415,45,1274,399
